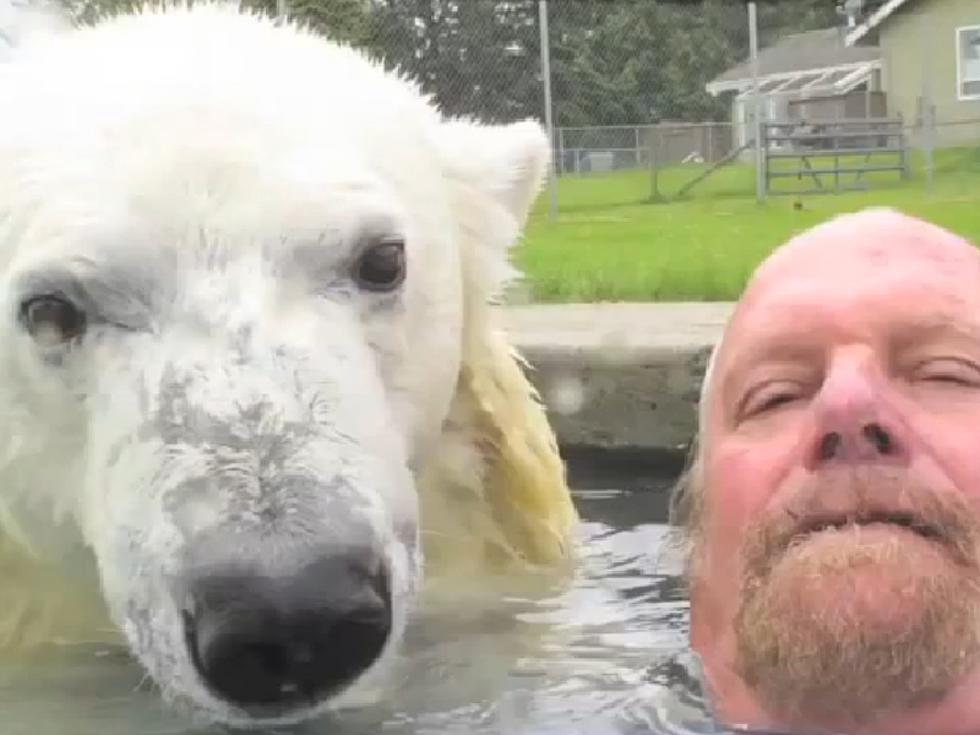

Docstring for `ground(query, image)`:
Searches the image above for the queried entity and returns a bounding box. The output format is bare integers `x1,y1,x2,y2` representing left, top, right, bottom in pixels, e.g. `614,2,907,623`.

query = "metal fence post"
649,129,661,202
557,127,566,175
920,20,935,192
749,2,765,202
538,0,558,220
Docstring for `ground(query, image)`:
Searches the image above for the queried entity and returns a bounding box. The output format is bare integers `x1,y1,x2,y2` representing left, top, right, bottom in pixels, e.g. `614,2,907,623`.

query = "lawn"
514,146,980,302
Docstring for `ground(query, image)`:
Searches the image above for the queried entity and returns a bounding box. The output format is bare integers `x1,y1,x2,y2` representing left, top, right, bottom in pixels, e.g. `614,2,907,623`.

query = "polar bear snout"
181,547,392,711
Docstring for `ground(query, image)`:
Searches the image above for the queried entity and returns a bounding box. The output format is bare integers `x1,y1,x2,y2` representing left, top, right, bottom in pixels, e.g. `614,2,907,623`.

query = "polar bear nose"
182,550,391,709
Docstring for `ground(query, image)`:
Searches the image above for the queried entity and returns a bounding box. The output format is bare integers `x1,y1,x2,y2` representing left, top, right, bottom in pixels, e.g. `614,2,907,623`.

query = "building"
846,0,980,146
706,26,883,147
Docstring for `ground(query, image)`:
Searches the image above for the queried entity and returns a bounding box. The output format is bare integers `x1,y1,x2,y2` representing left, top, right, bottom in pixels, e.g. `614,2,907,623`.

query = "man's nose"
804,356,909,470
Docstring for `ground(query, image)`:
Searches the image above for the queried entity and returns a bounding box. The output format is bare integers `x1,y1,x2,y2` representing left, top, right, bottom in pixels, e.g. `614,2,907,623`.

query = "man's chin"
734,527,980,727
766,524,959,631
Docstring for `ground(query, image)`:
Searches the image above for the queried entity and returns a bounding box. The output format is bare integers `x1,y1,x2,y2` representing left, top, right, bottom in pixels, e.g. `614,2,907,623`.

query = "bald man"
674,208,980,734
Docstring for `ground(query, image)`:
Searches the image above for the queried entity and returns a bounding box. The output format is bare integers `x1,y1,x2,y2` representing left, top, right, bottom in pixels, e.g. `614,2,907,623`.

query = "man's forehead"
748,209,978,292
703,210,980,410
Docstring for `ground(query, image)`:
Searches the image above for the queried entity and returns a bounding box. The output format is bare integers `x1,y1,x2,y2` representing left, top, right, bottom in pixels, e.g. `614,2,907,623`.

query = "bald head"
698,208,980,439
749,207,979,295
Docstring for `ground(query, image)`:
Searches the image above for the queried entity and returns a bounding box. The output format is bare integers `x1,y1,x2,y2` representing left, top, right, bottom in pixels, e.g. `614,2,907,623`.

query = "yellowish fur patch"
0,536,118,656
416,152,578,584
418,328,577,576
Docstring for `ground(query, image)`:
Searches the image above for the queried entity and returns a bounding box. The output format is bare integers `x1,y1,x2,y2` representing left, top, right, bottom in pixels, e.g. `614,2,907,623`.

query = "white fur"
0,3,562,727
0,0,69,58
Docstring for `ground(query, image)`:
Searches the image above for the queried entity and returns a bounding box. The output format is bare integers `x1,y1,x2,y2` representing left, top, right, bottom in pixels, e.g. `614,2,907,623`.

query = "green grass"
515,146,980,302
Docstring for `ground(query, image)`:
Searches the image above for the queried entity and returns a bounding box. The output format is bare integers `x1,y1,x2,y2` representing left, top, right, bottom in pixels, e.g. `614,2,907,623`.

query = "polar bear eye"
353,238,406,292
20,295,87,346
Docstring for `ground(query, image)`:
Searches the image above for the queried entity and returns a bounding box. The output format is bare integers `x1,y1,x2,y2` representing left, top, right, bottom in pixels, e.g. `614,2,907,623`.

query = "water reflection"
0,487,724,735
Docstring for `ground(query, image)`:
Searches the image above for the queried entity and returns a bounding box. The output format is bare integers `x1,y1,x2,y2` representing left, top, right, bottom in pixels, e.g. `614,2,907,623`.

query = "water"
0,478,721,735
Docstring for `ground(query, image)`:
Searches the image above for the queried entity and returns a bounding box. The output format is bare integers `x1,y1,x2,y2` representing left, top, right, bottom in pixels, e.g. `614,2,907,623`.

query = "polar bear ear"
435,118,551,228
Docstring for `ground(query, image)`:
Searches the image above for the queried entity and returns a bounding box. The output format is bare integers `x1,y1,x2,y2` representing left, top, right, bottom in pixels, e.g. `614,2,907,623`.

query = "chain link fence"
556,123,734,175
275,0,973,212
17,0,980,210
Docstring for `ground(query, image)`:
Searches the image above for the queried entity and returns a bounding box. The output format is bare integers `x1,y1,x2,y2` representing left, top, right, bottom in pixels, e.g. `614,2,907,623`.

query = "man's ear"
435,118,551,228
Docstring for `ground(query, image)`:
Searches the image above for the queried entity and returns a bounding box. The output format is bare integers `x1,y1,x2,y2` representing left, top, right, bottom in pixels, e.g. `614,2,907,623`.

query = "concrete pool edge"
500,302,734,453
561,444,689,493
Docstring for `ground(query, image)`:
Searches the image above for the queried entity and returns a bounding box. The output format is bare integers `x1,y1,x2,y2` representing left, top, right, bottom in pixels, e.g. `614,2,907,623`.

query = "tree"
363,0,541,122
250,0,370,43
58,0,371,41
58,0,143,24
53,0,857,126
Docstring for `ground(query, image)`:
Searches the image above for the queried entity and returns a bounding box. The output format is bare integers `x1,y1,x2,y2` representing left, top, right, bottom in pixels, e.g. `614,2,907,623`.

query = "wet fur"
0,1,577,723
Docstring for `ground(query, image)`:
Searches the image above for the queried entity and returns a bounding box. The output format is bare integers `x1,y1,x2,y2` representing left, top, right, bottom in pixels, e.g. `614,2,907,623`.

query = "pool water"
0,478,721,735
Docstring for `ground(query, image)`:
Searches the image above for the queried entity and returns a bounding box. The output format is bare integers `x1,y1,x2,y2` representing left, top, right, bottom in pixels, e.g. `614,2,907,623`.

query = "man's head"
681,209,980,733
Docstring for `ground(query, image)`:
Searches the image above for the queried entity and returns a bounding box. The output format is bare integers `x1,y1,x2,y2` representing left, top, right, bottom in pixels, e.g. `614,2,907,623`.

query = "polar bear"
0,3,577,726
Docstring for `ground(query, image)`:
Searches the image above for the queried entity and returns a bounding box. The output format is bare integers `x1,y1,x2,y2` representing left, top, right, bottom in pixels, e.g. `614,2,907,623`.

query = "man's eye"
740,383,802,418
19,295,87,347
912,358,980,387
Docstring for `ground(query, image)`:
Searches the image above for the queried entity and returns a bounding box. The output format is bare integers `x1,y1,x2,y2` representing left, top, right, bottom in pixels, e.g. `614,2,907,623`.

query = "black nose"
182,550,391,709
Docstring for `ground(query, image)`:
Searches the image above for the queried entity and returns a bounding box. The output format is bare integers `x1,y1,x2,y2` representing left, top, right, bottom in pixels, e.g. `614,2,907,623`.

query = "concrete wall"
502,304,732,454
878,0,980,146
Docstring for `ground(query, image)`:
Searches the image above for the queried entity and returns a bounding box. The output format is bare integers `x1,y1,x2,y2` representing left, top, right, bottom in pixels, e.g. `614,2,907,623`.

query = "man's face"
690,210,980,731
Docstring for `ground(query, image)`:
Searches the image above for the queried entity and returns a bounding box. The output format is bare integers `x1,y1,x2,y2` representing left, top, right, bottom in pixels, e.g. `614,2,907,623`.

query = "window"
958,25,980,100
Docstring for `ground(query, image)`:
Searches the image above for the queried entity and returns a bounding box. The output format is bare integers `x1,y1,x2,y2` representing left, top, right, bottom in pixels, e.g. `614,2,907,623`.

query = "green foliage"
58,0,145,24
363,0,541,122
250,0,369,43
57,0,370,41
52,0,855,126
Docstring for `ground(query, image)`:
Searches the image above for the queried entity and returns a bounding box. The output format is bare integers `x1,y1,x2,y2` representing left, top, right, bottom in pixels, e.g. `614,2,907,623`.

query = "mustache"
743,465,980,572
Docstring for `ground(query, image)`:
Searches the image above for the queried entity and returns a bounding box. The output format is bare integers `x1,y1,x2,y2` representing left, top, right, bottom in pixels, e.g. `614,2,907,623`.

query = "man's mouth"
794,511,943,541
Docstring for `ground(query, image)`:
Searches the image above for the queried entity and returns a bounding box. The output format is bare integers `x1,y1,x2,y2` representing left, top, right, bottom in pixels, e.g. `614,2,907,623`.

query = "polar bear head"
0,3,555,726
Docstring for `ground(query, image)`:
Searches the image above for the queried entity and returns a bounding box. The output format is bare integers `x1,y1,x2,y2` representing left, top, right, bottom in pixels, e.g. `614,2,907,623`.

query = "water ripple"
0,489,725,735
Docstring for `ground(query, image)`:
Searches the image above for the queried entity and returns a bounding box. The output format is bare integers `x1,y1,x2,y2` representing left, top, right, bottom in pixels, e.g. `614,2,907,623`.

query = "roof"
732,63,881,101
706,27,880,96
845,0,915,46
